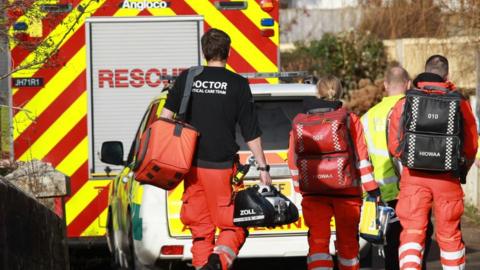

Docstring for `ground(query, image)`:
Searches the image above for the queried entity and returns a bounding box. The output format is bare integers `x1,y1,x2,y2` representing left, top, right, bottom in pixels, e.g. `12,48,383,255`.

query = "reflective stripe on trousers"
441,264,466,270
338,256,359,266
307,252,333,270
213,245,236,267
440,248,466,270
307,253,332,264
399,242,424,270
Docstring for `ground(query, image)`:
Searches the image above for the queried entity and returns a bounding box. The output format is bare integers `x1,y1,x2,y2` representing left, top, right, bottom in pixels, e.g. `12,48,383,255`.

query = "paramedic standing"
388,55,478,270
361,66,409,270
160,28,272,270
288,76,380,270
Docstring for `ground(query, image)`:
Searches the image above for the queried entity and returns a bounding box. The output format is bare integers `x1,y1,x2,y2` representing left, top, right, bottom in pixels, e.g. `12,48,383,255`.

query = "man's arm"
246,137,272,186
236,78,271,185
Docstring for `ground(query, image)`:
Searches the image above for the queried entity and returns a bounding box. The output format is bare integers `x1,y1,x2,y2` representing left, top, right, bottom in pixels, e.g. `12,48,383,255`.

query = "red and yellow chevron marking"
10,0,279,237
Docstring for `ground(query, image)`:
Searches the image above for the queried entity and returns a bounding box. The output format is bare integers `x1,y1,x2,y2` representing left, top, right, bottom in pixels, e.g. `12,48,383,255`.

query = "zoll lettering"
240,209,257,216
121,0,168,10
98,68,186,88
419,151,441,157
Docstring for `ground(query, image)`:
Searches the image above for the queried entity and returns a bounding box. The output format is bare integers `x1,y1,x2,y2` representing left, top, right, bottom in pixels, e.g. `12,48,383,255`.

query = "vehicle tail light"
261,29,274,37
260,0,274,12
160,245,184,255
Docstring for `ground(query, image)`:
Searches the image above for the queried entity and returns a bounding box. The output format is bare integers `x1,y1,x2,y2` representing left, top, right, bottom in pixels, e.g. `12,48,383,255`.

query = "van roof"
250,83,317,97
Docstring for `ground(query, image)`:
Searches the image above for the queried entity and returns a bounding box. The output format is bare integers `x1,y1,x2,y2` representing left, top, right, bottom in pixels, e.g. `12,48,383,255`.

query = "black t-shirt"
164,66,262,163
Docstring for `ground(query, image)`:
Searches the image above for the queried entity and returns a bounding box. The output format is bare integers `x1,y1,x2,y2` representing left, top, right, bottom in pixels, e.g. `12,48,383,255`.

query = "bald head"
384,66,410,96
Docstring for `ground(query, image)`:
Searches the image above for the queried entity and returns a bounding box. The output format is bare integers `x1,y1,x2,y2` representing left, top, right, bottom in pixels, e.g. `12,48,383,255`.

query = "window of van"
236,98,306,150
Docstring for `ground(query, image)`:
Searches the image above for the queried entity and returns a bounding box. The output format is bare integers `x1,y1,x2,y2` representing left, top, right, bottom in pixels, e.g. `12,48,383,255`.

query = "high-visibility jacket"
361,95,404,202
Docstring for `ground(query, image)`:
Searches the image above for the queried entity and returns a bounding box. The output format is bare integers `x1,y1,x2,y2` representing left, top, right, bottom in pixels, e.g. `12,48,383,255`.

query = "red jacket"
388,81,478,182
288,111,378,196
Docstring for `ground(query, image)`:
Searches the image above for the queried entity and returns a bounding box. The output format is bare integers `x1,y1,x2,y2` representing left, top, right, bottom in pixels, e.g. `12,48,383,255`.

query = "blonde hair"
316,75,343,101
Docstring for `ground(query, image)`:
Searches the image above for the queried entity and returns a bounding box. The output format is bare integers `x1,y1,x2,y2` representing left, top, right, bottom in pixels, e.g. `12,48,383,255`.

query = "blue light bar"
261,18,274,27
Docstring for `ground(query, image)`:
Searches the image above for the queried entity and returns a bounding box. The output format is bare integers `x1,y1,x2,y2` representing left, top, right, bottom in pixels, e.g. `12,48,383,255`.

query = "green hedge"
281,31,387,91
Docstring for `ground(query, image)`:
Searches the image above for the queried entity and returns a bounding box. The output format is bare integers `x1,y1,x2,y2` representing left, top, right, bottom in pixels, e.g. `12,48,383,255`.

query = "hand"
259,170,272,186
367,188,382,203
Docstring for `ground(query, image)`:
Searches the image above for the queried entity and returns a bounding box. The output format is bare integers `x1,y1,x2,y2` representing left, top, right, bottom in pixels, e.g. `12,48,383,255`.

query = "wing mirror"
100,141,125,165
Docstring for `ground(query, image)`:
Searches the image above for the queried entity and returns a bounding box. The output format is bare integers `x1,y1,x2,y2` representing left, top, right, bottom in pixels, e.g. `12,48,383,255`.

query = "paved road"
70,217,480,270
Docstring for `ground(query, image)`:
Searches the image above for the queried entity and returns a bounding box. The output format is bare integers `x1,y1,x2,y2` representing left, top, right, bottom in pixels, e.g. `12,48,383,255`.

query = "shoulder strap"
176,66,204,121
345,111,358,164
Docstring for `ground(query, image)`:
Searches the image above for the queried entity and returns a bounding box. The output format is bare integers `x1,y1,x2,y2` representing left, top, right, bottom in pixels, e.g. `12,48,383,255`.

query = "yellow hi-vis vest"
361,94,404,202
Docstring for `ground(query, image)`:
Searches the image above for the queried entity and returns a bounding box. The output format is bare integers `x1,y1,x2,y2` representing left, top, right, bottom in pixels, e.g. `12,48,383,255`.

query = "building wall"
280,7,361,43
383,36,480,89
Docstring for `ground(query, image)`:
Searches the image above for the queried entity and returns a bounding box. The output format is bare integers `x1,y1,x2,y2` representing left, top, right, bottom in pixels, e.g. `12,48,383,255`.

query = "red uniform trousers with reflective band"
397,177,465,270
180,166,246,269
302,196,361,270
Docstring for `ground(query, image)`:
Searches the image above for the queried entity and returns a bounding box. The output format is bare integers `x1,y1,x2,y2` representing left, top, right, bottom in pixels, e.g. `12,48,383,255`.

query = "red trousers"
302,196,361,270
180,166,246,269
397,178,465,270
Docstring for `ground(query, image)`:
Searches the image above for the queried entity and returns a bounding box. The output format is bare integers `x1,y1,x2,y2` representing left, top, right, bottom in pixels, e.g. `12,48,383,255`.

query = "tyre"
126,211,154,270
107,208,122,269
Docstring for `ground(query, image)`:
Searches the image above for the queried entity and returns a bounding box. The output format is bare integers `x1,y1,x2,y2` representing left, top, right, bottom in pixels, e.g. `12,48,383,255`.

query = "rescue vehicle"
7,1,371,268
101,79,370,269
7,0,279,244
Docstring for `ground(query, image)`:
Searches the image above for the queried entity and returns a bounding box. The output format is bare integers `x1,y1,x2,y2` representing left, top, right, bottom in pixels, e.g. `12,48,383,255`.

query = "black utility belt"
193,159,235,169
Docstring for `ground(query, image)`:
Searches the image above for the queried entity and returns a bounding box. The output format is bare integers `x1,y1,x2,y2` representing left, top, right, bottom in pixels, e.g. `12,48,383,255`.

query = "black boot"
199,253,222,270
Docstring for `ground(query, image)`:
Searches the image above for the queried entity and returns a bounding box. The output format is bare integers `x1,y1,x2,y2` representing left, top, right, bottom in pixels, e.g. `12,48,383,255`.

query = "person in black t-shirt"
161,28,272,270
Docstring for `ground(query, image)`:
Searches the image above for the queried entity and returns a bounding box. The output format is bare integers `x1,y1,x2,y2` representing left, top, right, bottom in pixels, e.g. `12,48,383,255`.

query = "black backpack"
400,88,463,171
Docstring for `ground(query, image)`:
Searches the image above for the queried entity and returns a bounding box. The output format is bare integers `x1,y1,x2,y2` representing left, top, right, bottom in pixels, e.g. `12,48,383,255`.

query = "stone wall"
0,179,69,270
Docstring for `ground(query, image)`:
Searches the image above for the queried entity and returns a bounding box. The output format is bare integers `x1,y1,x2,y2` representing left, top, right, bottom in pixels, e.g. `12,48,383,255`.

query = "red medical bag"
292,108,357,193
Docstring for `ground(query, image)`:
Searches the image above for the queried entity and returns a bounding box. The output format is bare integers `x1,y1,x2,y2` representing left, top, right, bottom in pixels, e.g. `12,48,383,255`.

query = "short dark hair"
201,28,231,62
425,55,449,79
385,66,410,85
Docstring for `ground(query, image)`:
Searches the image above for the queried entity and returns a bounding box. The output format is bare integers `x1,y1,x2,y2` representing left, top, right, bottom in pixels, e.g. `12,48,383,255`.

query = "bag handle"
419,85,449,92
176,66,204,121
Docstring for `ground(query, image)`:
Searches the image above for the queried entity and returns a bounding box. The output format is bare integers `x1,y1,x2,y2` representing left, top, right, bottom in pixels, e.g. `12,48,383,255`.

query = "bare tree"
358,0,480,39
0,0,102,159
0,0,102,80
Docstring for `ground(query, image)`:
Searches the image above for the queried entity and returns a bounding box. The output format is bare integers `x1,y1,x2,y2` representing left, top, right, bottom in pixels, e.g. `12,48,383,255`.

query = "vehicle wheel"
107,208,122,269
126,211,153,270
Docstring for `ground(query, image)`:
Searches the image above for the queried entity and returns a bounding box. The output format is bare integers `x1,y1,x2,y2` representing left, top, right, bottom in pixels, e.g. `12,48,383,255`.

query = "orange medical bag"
133,67,203,190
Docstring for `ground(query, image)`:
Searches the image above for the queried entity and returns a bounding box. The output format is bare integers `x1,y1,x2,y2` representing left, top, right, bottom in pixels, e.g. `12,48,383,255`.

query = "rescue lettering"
419,151,441,157
98,68,186,88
